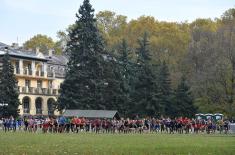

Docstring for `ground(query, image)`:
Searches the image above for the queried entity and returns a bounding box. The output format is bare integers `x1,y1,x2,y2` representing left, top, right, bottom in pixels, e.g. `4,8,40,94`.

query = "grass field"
0,132,234,155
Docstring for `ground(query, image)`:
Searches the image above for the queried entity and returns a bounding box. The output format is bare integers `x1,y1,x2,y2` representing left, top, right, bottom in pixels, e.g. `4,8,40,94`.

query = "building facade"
0,42,68,116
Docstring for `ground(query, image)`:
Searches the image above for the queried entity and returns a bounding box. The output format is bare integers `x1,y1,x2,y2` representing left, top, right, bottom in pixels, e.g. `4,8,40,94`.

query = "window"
50,66,54,71
47,98,55,115
27,64,32,70
40,65,43,71
22,96,30,114
59,67,64,72
15,61,20,74
35,97,42,114
15,61,19,68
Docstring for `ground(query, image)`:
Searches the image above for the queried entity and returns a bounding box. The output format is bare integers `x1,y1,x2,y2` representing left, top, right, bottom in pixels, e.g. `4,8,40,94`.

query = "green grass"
0,132,234,155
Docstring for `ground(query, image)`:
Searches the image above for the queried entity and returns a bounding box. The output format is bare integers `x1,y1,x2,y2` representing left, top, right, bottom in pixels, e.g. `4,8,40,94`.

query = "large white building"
0,42,68,116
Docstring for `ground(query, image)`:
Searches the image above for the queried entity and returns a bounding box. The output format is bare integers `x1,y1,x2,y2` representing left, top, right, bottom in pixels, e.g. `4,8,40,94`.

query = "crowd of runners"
0,116,232,134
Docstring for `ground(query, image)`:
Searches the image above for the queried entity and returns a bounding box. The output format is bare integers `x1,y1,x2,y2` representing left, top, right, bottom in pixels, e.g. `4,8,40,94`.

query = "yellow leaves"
190,18,218,32
23,34,56,54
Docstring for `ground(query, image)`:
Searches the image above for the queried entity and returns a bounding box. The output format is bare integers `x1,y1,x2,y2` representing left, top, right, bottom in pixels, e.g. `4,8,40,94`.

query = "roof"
46,55,68,66
0,42,68,65
0,42,8,48
63,110,119,119
10,50,48,61
0,42,47,61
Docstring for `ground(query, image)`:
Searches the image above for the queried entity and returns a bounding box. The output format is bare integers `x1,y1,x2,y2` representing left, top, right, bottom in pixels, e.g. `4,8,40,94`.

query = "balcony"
14,68,59,79
14,68,51,78
53,89,58,95
18,87,59,96
36,71,45,77
35,87,42,94
22,87,27,93
28,87,34,93
15,67,20,74
23,69,33,76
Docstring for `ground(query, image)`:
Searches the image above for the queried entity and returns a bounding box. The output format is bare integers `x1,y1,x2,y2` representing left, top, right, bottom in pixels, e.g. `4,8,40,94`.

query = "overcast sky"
0,0,234,45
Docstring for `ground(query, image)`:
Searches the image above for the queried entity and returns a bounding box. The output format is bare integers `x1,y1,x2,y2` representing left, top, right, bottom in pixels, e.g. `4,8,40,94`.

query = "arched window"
22,96,30,114
35,97,43,114
47,98,55,115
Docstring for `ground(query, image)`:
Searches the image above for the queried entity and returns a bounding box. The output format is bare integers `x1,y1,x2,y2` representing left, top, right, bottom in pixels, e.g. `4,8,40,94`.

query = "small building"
63,110,120,119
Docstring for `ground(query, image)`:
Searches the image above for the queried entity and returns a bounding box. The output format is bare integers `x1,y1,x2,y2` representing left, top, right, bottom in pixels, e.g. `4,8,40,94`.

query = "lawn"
0,132,234,155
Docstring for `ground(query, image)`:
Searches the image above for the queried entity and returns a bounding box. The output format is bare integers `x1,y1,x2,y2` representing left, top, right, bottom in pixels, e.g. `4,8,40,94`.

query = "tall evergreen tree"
117,39,133,116
57,0,108,110
102,55,124,112
132,33,158,116
158,61,173,117
174,75,197,117
0,50,20,117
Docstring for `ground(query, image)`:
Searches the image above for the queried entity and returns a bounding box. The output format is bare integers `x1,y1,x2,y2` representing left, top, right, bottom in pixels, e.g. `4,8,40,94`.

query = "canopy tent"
63,110,120,119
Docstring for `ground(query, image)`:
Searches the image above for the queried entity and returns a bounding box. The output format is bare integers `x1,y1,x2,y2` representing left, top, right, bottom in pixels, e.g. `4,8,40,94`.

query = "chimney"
36,47,40,54
49,49,54,58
